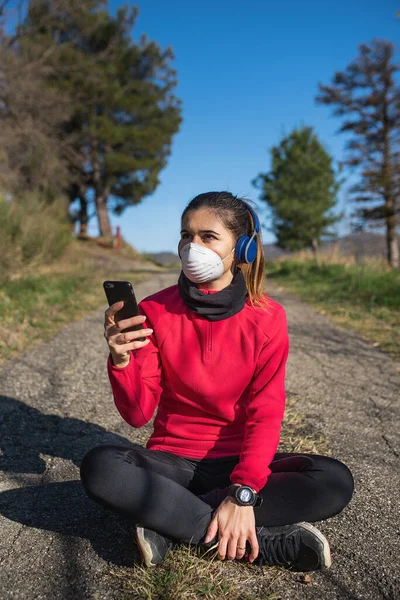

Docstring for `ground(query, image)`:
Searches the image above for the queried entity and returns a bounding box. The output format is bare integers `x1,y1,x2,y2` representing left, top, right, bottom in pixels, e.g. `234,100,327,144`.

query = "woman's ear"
231,259,239,274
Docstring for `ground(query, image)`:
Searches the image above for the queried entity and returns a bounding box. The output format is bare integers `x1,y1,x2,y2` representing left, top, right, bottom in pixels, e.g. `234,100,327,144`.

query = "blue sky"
28,1,400,251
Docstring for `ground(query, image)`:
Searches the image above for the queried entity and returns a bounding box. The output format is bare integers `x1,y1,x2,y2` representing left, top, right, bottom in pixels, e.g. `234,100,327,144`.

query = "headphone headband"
241,202,260,234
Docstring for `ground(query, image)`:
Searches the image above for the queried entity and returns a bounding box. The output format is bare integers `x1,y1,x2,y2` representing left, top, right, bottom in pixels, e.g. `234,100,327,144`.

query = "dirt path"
0,271,399,600
270,282,399,600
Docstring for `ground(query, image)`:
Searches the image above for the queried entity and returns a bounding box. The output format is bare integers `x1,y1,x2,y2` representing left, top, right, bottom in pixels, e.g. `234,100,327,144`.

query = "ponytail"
238,212,269,309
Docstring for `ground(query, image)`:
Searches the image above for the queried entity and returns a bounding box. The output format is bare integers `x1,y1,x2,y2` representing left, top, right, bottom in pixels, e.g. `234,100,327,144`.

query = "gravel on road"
0,271,399,600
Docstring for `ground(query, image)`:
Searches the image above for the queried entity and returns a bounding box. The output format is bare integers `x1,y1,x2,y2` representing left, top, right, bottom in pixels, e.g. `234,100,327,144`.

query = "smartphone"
103,280,146,341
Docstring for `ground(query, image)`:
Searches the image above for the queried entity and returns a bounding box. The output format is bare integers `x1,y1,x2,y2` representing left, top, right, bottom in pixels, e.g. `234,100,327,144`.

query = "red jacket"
107,283,289,492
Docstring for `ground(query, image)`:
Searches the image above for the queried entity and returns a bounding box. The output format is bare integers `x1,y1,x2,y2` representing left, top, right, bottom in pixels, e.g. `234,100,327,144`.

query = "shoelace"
256,527,301,566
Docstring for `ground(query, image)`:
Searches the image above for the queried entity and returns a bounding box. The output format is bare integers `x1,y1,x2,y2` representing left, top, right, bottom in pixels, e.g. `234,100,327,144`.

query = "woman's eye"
181,234,215,240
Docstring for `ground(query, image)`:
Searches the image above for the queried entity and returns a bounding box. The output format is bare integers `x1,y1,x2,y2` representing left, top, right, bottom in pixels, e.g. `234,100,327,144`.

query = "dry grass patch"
111,539,283,600
313,302,399,360
279,394,331,456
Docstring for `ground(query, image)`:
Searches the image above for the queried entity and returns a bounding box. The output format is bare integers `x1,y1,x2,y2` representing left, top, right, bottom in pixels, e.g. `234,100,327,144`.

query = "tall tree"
252,126,341,255
0,1,72,200
22,1,182,236
317,39,400,268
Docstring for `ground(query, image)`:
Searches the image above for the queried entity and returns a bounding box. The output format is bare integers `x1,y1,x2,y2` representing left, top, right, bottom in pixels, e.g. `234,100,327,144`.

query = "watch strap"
254,495,263,507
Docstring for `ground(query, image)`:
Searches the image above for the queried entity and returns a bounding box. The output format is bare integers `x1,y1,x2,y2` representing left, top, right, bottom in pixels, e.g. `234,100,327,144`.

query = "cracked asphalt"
0,270,399,600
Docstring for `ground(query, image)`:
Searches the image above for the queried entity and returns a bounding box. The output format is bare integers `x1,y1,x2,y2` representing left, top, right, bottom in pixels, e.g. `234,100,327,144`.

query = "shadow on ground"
1,396,394,600
0,395,142,569
0,396,133,474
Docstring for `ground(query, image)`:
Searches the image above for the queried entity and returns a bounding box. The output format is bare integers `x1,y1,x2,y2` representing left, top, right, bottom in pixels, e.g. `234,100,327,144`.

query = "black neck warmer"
177,267,248,321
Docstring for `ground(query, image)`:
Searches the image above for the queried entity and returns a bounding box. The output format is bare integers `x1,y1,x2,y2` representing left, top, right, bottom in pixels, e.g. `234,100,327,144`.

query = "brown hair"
181,191,269,309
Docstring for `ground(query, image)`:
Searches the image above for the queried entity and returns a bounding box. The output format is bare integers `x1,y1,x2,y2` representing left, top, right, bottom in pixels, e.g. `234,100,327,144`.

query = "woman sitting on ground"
80,191,354,571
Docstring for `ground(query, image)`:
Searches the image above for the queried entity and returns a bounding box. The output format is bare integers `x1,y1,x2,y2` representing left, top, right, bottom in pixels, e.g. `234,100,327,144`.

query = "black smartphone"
103,280,146,341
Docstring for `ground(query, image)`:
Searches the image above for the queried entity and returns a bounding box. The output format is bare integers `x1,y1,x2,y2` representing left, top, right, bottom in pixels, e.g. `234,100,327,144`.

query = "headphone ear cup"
235,235,250,263
246,239,257,263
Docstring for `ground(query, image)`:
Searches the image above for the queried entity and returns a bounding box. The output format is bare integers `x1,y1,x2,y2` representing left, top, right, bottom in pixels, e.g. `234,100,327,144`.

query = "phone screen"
103,281,145,339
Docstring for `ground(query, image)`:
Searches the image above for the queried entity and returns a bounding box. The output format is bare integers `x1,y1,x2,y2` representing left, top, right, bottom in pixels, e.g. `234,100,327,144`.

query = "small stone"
300,573,312,584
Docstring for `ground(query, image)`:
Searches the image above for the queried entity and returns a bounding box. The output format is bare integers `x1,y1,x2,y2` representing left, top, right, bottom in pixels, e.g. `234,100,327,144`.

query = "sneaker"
135,526,174,567
250,522,331,572
197,534,219,557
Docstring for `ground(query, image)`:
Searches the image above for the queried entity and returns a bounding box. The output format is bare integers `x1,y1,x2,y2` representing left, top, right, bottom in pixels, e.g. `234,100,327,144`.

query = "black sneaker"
197,534,219,557
250,522,331,572
135,526,174,567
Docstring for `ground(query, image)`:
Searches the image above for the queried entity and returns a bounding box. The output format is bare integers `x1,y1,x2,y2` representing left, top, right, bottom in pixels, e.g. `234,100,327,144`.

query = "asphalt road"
0,270,399,600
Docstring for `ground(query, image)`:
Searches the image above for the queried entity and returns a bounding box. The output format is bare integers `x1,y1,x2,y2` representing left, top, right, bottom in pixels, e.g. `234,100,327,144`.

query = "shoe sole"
298,522,332,569
136,526,156,568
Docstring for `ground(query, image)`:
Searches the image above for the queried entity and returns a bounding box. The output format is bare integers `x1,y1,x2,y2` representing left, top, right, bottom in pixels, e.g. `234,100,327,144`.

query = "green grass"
267,259,400,360
0,265,146,365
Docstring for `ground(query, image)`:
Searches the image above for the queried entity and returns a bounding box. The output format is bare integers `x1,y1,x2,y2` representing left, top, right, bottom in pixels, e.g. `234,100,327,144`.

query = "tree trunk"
92,148,112,237
382,99,399,268
386,211,399,268
95,189,112,237
311,238,319,263
78,191,88,234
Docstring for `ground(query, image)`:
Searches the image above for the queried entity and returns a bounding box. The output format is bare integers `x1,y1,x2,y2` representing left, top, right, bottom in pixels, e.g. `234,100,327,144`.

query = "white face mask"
180,242,235,283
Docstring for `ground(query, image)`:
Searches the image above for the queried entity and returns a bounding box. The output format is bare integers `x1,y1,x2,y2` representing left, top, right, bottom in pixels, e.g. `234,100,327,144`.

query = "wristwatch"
227,484,263,507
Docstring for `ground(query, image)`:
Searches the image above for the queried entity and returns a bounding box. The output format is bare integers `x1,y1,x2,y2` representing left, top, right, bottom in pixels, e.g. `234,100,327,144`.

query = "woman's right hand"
104,301,153,367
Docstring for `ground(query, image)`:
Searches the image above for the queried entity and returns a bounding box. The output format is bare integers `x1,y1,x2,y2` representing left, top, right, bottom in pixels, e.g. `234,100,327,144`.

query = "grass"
277,394,330,456
0,193,72,282
111,547,275,600
266,259,400,360
109,393,329,600
0,238,157,365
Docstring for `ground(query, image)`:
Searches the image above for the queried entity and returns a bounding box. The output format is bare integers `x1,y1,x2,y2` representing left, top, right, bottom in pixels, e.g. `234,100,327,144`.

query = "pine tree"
22,1,182,236
252,126,341,255
317,39,400,268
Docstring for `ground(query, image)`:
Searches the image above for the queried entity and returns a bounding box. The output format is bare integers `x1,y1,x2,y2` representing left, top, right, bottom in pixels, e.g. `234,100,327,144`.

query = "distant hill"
147,233,388,266
144,251,181,267
264,232,388,261
321,231,387,259
263,244,290,260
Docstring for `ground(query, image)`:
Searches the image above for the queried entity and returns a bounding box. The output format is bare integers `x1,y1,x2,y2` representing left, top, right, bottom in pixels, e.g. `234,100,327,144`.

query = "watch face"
238,487,253,503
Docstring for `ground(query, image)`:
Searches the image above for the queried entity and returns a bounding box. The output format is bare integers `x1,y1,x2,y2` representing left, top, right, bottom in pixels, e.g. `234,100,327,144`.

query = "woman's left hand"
203,496,259,563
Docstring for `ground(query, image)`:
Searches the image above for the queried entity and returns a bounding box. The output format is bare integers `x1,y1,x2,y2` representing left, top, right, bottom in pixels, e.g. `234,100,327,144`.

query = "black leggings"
80,443,354,544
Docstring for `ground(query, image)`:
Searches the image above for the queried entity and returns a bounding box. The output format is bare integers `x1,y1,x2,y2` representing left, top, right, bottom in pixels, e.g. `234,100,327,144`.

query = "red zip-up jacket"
107,283,289,492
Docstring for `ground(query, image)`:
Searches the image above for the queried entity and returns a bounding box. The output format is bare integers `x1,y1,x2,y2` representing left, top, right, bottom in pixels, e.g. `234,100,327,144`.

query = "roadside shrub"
267,259,400,310
0,194,72,282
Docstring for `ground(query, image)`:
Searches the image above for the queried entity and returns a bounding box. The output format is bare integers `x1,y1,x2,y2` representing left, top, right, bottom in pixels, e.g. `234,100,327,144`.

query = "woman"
80,191,354,572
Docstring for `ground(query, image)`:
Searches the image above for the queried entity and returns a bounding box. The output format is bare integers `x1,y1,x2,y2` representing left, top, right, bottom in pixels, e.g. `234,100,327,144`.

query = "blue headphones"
235,203,260,264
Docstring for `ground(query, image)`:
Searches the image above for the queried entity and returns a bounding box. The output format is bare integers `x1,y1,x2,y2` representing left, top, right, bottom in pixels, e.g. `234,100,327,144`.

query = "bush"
0,194,72,282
